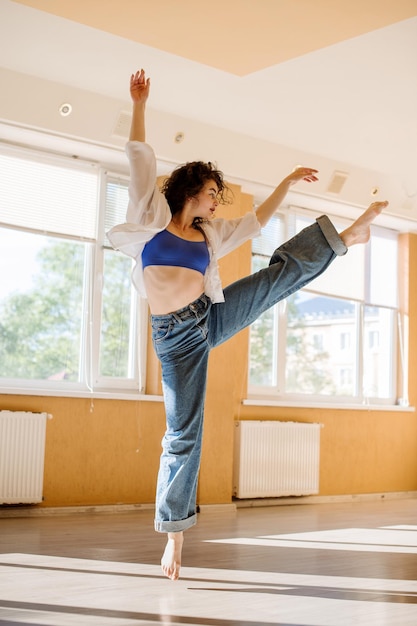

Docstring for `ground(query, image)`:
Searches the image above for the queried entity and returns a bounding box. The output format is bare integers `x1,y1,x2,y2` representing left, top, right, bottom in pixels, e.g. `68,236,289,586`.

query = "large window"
0,146,144,395
249,208,401,405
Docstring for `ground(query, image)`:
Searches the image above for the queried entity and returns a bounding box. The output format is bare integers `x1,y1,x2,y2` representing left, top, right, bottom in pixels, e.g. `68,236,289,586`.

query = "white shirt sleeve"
107,141,171,258
209,213,261,259
124,141,171,228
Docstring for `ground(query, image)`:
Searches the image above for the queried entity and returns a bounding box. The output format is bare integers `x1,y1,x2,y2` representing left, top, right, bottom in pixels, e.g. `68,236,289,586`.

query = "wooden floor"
1,497,417,625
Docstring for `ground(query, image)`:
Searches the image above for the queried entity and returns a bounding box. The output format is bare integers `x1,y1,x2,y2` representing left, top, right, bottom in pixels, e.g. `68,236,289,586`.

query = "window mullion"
137,296,149,394
80,243,95,391
91,169,107,388
356,302,364,401
277,300,287,393
398,312,409,406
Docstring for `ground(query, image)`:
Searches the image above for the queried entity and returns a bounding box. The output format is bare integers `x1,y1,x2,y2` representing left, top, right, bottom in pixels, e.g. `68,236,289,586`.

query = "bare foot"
161,531,183,580
340,201,388,247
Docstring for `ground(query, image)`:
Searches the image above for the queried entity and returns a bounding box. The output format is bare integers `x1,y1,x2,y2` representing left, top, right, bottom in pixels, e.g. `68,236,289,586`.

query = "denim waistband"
151,293,210,323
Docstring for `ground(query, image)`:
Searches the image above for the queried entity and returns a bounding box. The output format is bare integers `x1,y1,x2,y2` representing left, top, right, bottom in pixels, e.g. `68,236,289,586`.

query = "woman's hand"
130,69,150,104
256,166,319,226
285,167,319,187
129,69,150,141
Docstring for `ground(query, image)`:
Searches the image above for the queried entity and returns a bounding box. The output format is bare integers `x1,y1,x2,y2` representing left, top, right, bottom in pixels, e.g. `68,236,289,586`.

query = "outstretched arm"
255,167,318,227
129,69,151,142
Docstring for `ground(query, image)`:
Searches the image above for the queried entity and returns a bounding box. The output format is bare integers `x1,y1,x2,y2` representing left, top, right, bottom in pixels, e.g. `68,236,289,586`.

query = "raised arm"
129,69,151,142
255,167,319,227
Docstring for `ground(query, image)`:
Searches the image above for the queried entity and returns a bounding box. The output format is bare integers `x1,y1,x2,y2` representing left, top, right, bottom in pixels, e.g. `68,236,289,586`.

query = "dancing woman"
108,69,387,580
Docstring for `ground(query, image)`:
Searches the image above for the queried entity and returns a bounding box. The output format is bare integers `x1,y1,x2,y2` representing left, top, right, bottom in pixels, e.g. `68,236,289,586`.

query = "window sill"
0,386,164,402
243,398,415,412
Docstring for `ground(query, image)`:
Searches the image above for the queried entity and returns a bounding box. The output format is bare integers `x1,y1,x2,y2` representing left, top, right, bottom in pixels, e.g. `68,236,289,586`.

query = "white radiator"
233,420,321,498
0,411,50,504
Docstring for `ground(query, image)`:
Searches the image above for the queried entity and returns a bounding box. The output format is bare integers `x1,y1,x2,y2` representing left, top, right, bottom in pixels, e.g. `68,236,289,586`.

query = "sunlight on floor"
207,525,417,555
2,525,417,626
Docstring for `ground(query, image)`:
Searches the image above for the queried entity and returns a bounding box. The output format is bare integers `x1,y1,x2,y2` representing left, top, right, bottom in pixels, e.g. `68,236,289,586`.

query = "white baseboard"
198,504,237,514
234,491,417,508
0,502,155,518
1,491,416,518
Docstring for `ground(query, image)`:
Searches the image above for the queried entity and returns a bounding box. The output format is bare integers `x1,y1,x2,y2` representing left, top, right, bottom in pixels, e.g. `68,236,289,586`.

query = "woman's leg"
154,344,209,534
208,216,339,347
151,297,211,580
207,203,385,348
157,347,208,581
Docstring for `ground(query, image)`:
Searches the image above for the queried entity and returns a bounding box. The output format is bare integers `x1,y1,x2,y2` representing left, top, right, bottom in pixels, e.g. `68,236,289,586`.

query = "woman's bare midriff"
143,265,206,315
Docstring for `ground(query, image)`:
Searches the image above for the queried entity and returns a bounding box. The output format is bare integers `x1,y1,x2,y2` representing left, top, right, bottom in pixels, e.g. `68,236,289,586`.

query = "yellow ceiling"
12,0,417,75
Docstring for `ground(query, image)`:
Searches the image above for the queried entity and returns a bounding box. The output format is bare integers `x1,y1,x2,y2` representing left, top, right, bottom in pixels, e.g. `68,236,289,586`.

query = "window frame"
0,144,148,398
247,206,402,407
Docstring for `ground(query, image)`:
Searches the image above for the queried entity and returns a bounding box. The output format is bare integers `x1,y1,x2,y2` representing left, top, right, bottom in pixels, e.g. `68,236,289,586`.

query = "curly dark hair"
161,161,233,221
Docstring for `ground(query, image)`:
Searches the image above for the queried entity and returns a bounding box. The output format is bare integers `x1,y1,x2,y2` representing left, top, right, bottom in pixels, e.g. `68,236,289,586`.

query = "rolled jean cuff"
316,215,348,256
154,513,197,533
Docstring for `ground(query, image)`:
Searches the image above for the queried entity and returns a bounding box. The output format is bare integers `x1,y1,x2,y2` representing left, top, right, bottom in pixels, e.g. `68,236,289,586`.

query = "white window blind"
368,226,398,307
290,209,366,300
252,213,285,257
104,177,129,247
0,151,98,239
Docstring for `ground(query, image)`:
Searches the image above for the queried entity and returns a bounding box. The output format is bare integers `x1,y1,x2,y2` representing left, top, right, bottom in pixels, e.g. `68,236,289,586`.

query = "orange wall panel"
1,196,417,509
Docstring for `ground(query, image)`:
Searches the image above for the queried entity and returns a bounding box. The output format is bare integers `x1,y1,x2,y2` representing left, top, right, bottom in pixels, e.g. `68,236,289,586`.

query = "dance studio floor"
1,497,417,625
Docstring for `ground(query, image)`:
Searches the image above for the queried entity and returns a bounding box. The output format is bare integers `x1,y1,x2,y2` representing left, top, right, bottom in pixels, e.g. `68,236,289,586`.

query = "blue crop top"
142,229,210,275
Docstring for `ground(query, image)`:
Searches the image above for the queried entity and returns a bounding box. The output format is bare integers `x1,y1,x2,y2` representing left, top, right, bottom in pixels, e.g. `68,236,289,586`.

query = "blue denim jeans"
151,216,347,532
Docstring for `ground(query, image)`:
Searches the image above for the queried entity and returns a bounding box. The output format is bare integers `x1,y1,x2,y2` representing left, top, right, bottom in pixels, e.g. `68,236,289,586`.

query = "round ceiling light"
59,103,72,117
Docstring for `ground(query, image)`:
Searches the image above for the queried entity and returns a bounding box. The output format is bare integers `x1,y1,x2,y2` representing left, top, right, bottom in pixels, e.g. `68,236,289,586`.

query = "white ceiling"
1,0,417,221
